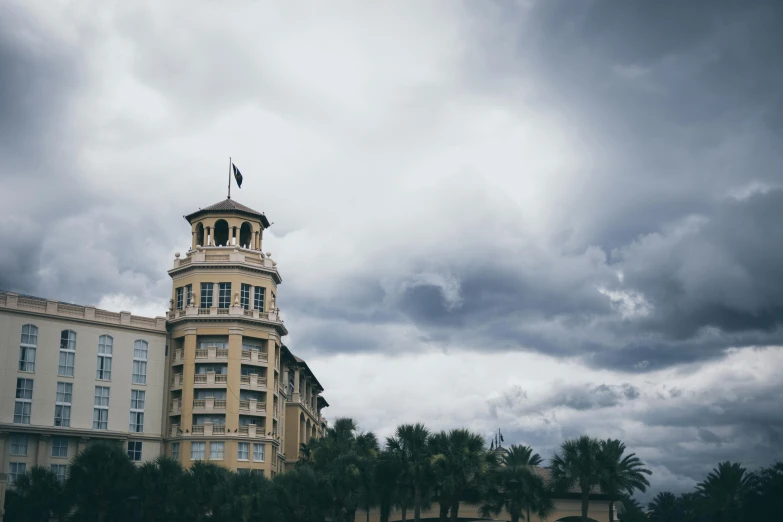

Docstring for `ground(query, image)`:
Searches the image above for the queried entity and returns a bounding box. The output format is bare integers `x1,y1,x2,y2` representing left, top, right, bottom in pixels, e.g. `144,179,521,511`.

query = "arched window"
213,219,229,246
132,340,148,384
59,330,77,376
239,222,252,248
96,335,113,380
195,222,205,247
19,324,38,372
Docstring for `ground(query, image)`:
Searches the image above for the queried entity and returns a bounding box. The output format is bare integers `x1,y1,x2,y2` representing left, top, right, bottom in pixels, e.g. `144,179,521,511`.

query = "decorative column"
226,327,243,432
213,283,219,310
232,226,237,246
181,329,198,432
206,226,211,246
265,341,276,438
293,369,300,403
36,435,49,467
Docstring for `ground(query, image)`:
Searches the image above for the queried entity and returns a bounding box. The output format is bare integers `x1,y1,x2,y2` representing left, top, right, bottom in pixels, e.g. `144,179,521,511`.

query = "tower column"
206,226,211,246
213,283,219,309
265,340,276,437
191,231,196,250
227,327,243,432
181,329,197,433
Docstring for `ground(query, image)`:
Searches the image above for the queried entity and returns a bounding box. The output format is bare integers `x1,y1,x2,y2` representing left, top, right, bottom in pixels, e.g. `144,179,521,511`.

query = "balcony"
193,397,227,413
171,374,183,389
195,346,230,362
172,349,184,365
194,372,228,387
237,424,264,438
170,398,182,414
170,424,180,436
240,374,267,390
238,399,266,415
241,350,269,365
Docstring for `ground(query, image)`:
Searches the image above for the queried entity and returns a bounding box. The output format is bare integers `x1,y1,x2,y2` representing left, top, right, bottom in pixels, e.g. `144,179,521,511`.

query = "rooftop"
185,198,271,228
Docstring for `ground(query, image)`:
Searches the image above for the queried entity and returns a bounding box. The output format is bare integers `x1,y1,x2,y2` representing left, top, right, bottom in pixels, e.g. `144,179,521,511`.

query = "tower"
166,198,288,475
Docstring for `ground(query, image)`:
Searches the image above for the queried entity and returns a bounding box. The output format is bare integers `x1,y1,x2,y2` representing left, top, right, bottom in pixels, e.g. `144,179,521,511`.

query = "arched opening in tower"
214,219,229,246
195,222,205,247
239,222,253,248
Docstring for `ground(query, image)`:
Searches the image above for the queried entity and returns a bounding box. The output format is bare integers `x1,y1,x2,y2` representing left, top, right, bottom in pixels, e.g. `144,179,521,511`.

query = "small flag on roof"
232,163,243,188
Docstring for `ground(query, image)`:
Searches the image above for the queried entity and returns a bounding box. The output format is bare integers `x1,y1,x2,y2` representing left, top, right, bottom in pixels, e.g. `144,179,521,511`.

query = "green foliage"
6,424,783,522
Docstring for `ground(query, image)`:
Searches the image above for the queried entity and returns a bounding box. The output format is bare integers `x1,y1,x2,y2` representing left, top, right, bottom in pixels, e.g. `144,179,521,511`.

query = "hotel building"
0,198,328,521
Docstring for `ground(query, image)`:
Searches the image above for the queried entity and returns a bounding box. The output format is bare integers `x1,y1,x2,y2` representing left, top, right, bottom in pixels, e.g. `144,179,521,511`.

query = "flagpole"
228,157,232,199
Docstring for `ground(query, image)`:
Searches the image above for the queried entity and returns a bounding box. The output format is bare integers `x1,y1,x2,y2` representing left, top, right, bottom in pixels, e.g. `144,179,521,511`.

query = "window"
132,340,148,384
210,441,224,460
96,335,113,380
8,463,26,485
59,330,77,376
14,378,33,424
10,435,28,456
93,386,110,429
191,441,205,460
218,282,231,308
176,287,184,310
171,442,180,460
130,390,145,432
51,464,67,483
200,282,213,308
55,382,73,427
254,287,265,311
241,284,251,310
253,443,265,462
52,437,68,458
128,441,142,462
238,442,249,461
19,324,38,372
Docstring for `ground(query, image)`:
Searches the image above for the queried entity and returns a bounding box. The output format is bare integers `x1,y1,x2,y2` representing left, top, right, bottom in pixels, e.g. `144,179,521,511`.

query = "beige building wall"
0,292,167,521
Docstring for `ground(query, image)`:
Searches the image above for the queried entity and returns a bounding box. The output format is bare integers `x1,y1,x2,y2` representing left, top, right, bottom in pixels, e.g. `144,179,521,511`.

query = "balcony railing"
213,425,226,435
241,350,269,364
195,346,230,361
194,374,207,384
170,424,180,436
192,425,205,435
238,399,266,414
171,374,183,387
172,349,183,364
170,398,182,413
215,374,228,384
193,399,206,409
239,374,267,389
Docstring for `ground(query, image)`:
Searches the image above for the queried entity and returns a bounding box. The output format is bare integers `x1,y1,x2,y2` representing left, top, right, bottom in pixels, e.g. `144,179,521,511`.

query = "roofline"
281,345,324,390
184,208,271,228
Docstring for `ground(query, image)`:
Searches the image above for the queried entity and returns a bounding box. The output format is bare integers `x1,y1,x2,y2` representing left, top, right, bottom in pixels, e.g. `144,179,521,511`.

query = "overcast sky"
2,0,782,501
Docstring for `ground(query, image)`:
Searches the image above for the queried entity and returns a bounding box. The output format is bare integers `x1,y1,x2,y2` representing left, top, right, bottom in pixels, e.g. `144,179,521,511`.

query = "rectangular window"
10,435,28,456
52,437,68,458
241,284,251,310
237,442,249,461
132,340,148,384
93,386,110,429
253,443,265,462
191,441,205,460
253,287,265,311
130,389,145,432
200,283,213,308
171,442,180,460
210,441,225,460
14,378,33,424
96,335,113,380
176,287,184,310
59,330,77,376
128,441,142,462
8,463,26,485
51,464,67,483
218,282,231,308
55,382,73,427
18,324,38,372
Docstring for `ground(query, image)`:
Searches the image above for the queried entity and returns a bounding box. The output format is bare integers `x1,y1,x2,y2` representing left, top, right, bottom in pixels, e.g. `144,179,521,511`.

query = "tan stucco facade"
0,292,168,520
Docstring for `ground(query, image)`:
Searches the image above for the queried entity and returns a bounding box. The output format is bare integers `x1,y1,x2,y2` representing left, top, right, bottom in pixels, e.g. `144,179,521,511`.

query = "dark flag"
232,163,243,188
500,431,504,443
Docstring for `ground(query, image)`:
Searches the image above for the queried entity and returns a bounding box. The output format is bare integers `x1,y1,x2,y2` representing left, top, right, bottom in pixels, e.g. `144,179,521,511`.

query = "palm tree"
271,466,330,522
7,466,66,522
66,440,138,522
181,461,234,522
695,461,754,522
388,423,431,522
648,491,682,522
375,448,405,522
550,435,603,522
429,429,491,522
137,456,186,522
599,439,651,522
481,445,552,522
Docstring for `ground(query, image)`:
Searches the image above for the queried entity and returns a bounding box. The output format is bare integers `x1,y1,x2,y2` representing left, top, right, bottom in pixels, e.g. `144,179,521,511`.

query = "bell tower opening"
195,222,205,247
240,222,253,248
214,219,229,246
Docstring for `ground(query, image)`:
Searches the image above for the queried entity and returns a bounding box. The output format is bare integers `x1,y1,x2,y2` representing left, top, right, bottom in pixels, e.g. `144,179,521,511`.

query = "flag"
500,431,504,443
232,163,243,188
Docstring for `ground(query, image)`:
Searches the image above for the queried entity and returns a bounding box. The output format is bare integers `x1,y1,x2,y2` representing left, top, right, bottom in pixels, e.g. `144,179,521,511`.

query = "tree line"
5,418,781,522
